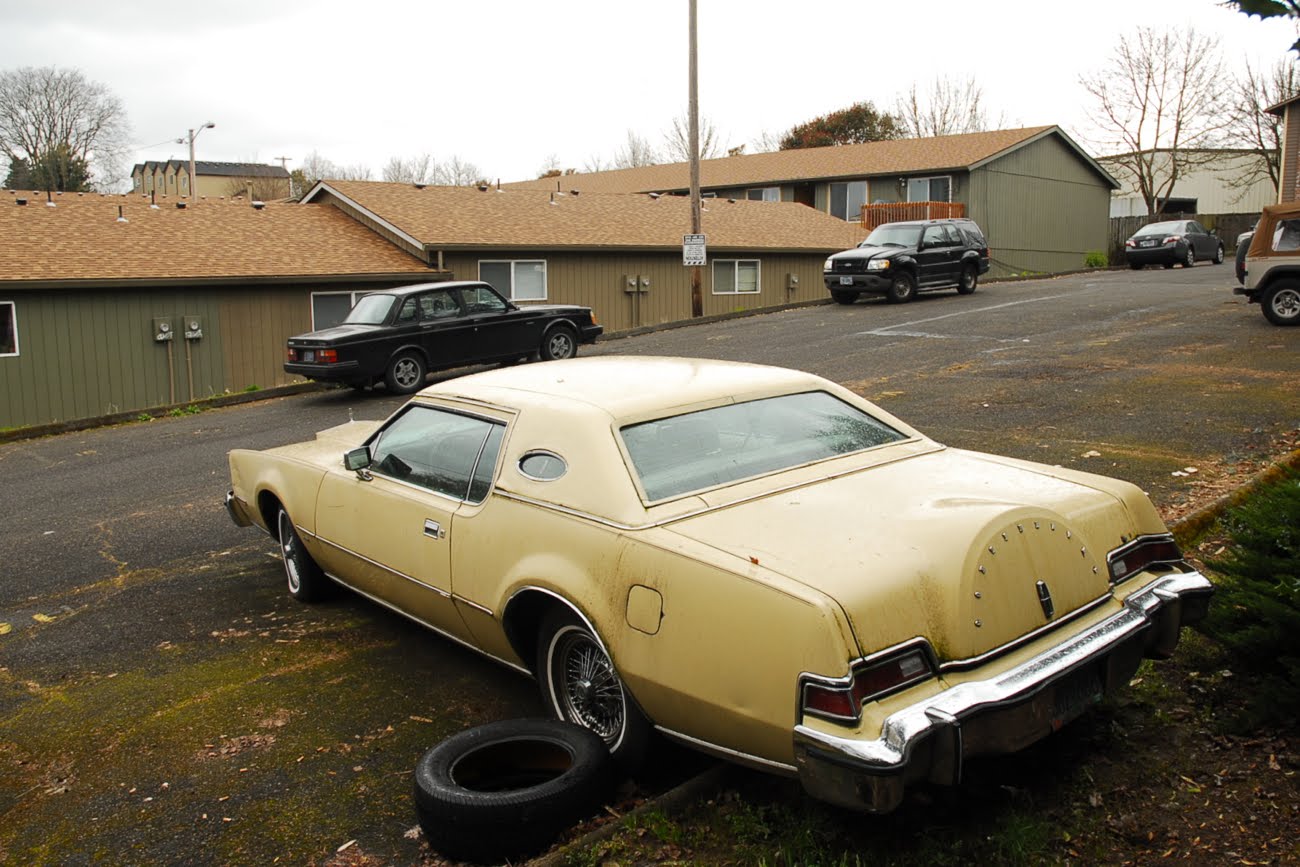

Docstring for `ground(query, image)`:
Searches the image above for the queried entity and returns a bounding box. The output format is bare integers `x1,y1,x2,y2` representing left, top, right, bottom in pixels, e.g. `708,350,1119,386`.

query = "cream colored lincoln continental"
225,356,1211,812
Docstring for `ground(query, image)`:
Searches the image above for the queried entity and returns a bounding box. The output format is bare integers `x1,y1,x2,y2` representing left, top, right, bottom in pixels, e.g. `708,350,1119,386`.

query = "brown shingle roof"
0,191,431,284
314,181,867,252
503,126,1066,193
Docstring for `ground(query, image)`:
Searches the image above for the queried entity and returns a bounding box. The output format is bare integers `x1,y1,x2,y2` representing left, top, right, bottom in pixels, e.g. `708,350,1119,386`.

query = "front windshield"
861,224,922,248
621,391,907,502
344,294,397,325
1134,222,1183,237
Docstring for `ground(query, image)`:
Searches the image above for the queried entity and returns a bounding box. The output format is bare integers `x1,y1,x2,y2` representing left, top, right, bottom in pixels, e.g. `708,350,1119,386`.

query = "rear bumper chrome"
224,490,254,528
792,571,1212,813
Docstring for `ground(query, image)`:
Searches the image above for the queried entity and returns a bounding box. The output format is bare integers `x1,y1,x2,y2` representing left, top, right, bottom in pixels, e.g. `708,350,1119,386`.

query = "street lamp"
177,122,215,199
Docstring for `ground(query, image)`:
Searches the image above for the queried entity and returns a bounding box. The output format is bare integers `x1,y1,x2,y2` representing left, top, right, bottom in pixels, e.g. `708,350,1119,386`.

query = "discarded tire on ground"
413,718,615,863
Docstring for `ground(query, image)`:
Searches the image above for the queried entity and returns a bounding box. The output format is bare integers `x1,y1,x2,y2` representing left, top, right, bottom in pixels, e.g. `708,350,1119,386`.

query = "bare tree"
894,76,1001,139
0,65,130,190
582,154,609,173
613,130,659,168
1224,58,1298,196
435,155,484,186
749,129,785,154
536,153,564,178
1080,27,1227,215
382,153,434,184
222,175,292,200
663,114,725,162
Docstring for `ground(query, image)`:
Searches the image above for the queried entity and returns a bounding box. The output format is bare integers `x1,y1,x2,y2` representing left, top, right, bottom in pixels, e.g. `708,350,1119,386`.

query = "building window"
0,302,18,357
311,290,369,330
479,260,547,301
829,181,867,221
713,260,760,295
906,176,951,202
746,187,780,202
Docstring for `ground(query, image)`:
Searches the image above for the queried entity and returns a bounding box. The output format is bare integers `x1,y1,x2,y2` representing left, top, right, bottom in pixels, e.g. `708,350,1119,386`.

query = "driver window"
396,297,419,322
369,406,504,502
459,285,508,315
922,226,947,248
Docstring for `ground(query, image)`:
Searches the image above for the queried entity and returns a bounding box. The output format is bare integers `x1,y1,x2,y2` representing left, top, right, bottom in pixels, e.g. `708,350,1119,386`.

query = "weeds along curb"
1168,448,1300,546
529,763,732,867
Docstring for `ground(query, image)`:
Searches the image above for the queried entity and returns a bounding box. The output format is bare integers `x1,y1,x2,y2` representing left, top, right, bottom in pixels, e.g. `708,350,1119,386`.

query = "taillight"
1125,239,1136,248
318,349,338,363
1163,236,1179,245
1108,534,1184,584
800,644,935,724
287,347,298,361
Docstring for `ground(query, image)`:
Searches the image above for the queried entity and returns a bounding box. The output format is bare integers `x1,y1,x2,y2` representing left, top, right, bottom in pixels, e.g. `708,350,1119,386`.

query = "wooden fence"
860,201,965,229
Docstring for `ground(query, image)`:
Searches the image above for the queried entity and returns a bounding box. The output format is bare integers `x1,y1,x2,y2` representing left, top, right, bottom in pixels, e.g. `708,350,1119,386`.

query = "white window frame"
479,260,548,301
906,175,952,202
310,290,369,330
712,259,761,295
0,301,18,357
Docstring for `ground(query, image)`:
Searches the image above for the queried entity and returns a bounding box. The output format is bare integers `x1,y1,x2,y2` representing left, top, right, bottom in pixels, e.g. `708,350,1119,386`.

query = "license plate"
1140,240,1156,248
1051,669,1102,731
301,350,315,362
839,276,854,286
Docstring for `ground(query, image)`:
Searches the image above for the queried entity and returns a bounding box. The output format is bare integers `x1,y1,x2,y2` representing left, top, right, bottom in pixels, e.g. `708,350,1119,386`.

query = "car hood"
831,245,905,262
662,448,1150,662
288,323,387,344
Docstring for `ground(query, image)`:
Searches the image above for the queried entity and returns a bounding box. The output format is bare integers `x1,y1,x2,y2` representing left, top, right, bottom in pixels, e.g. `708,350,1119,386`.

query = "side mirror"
344,446,373,479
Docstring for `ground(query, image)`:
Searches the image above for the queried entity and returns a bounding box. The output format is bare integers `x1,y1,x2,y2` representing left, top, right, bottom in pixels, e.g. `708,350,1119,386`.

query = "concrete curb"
0,382,327,445
1167,447,1300,545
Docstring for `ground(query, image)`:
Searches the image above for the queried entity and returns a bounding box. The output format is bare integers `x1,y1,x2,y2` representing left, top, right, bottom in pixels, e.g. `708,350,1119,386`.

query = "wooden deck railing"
861,201,966,229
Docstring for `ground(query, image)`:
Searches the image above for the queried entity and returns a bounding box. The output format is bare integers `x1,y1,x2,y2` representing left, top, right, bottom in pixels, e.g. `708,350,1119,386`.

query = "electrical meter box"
183,316,203,340
153,318,174,342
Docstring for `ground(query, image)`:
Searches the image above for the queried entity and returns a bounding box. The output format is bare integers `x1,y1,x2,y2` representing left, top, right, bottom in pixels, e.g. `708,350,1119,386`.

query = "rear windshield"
1134,222,1183,237
344,294,397,325
620,391,907,502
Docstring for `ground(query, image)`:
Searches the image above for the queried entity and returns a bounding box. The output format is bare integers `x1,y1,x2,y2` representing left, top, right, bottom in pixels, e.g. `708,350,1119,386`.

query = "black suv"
823,218,990,304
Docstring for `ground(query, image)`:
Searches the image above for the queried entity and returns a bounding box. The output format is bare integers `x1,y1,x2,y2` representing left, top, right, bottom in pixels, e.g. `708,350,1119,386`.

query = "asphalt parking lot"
1,262,1296,864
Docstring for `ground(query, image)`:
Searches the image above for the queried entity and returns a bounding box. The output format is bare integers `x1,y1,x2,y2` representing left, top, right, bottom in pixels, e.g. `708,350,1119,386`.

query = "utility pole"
688,0,703,318
178,121,215,198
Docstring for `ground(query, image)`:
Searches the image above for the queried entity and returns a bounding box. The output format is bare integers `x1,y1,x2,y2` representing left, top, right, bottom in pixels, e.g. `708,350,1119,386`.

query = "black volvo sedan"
284,281,602,394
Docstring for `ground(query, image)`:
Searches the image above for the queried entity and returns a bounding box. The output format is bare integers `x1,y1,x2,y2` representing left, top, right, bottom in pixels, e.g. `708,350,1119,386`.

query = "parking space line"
855,291,1085,338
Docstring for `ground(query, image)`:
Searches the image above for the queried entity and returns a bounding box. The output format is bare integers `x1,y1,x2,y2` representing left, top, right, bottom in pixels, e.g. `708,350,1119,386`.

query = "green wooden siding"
967,135,1112,276
440,250,830,333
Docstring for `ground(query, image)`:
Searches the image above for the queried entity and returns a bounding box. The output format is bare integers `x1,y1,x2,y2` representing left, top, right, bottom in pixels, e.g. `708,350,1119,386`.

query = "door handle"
424,519,446,539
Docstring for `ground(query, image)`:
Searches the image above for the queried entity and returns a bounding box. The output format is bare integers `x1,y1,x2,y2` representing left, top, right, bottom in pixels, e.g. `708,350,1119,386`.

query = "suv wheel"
830,289,857,305
1262,282,1300,326
886,272,916,304
956,264,978,295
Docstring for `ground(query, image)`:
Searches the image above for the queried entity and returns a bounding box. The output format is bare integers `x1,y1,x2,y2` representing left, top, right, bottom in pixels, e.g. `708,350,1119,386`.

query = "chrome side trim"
309,532,451,599
323,569,529,677
655,725,798,775
936,592,1113,674
457,597,494,616
495,443,946,533
503,585,610,657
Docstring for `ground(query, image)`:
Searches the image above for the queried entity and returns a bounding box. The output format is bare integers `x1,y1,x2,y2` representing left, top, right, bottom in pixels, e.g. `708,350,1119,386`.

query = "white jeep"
1237,202,1300,326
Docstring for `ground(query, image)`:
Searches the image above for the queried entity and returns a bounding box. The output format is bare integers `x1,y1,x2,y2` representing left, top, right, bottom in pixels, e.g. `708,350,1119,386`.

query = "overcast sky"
3,0,1296,189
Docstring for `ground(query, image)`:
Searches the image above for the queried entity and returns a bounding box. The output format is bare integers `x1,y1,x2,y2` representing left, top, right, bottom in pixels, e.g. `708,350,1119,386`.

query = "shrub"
1084,250,1108,268
1198,469,1300,725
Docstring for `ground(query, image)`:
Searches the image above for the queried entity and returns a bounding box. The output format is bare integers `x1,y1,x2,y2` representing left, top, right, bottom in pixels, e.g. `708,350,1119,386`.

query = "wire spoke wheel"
553,627,624,742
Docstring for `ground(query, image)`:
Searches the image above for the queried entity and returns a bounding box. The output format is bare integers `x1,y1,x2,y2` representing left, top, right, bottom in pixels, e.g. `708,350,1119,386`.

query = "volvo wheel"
384,352,426,394
540,326,578,362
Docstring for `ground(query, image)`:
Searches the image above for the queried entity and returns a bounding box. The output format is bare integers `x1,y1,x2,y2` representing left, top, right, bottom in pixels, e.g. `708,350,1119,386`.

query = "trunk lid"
664,448,1134,662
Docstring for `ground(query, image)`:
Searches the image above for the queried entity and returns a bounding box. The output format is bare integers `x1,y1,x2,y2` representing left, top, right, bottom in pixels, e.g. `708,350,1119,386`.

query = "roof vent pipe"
116,205,128,223
46,191,56,208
